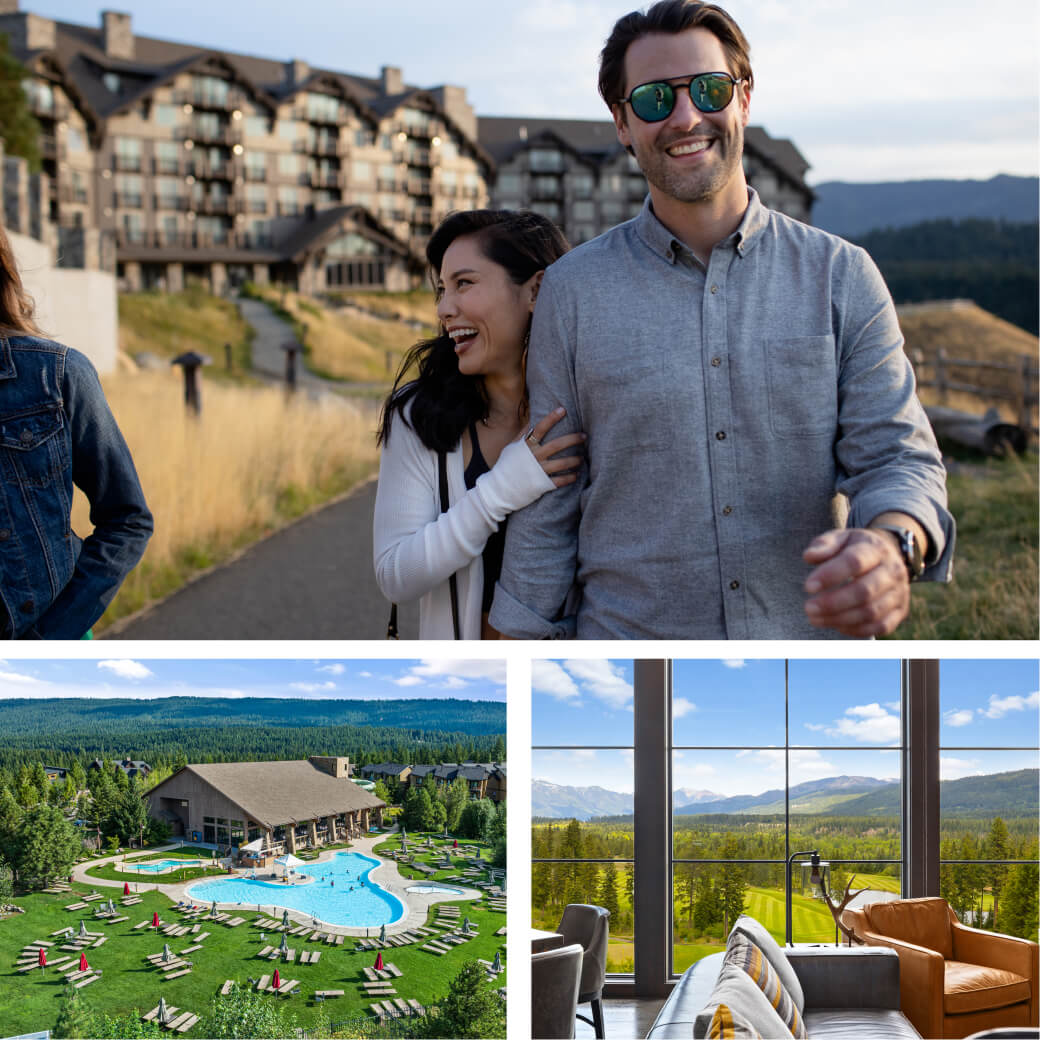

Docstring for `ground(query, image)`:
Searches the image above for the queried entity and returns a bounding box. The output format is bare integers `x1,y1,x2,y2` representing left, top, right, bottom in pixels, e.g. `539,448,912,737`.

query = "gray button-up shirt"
489,190,954,640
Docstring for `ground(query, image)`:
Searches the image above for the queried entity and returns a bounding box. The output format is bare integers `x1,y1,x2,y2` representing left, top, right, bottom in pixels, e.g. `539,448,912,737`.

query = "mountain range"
812,175,1039,237
533,770,1039,821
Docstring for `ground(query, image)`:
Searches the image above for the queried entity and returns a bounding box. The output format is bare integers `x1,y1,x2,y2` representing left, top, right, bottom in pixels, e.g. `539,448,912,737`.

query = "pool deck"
69,833,484,937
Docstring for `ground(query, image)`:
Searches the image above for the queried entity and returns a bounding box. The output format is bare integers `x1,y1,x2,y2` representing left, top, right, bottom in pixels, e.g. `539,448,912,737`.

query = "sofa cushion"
725,931,807,1039
702,1003,765,1038
864,898,953,960
730,915,805,1013
944,961,1031,1015
693,959,794,1040
803,1009,922,1039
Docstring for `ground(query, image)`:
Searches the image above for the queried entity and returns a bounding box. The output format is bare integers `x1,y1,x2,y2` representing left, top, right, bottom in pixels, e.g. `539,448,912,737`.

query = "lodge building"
1,3,814,292
144,756,385,857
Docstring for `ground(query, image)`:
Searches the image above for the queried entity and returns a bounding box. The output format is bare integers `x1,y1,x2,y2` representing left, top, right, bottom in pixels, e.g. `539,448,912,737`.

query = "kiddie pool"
131,858,204,873
406,881,468,896
186,851,405,927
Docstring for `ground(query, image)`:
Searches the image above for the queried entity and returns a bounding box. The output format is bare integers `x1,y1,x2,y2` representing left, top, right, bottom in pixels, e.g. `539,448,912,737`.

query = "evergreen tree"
53,983,93,1039
693,869,721,934
0,784,21,848
490,800,507,843
372,779,390,806
0,35,41,170
203,983,289,1038
985,817,1010,928
10,803,82,888
108,777,149,847
597,860,622,923
718,838,748,934
443,777,469,833
84,1011,162,1038
419,960,506,1038
0,856,13,903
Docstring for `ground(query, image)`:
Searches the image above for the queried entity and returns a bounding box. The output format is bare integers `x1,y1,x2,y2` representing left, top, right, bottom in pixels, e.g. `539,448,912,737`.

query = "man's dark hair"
598,0,754,109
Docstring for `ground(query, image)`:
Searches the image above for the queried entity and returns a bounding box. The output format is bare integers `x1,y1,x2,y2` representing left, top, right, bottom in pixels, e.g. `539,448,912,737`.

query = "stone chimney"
381,65,403,96
288,59,309,86
308,755,351,779
430,84,476,141
0,7,56,51
101,11,133,60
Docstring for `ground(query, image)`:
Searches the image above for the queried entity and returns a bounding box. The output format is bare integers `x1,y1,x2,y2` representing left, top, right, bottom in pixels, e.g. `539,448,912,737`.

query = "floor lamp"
786,849,822,946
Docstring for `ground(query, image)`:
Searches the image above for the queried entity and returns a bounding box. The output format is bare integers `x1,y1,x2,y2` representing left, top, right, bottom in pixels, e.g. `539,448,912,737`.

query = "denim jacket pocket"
766,335,838,438
0,405,66,487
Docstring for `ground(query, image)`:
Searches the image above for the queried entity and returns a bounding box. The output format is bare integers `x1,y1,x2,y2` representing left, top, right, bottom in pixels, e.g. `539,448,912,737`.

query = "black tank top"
463,422,507,613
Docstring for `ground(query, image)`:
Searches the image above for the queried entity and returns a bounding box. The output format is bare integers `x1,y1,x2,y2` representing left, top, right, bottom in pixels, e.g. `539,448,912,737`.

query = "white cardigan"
373,413,556,639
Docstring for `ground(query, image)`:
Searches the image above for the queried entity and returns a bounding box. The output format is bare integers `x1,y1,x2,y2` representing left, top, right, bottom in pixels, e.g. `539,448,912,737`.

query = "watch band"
873,524,924,582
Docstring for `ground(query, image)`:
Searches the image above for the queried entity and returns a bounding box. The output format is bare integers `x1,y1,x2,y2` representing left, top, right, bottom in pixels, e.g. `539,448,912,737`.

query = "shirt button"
711,357,721,367
715,431,726,440
0,528,9,540
729,580,740,590
19,429,34,444
710,285,719,294
722,506,733,516
20,599,34,613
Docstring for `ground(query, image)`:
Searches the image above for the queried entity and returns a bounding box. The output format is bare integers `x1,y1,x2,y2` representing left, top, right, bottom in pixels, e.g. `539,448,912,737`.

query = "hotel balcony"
294,105,346,126
179,123,242,147
113,191,144,209
406,178,431,196
58,184,89,205
174,86,246,111
152,194,192,212
26,94,70,121
192,158,234,180
296,136,341,157
193,195,234,215
39,134,68,161
309,168,342,189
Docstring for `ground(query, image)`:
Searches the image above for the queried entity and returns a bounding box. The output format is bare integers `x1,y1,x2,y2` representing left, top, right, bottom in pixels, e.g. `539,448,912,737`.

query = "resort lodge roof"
149,762,384,829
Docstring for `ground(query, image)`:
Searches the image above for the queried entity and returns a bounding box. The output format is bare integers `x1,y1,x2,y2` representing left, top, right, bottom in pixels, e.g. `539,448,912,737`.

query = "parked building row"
360,761,507,803
2,2,814,293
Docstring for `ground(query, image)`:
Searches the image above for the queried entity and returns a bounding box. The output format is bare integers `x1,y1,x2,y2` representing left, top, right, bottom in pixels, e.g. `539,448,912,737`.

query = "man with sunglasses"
490,0,953,640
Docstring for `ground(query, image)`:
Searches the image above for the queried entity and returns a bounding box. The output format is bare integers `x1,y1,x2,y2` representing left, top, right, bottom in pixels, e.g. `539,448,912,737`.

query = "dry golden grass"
900,301,1038,422
73,367,379,630
336,289,437,326
248,285,424,382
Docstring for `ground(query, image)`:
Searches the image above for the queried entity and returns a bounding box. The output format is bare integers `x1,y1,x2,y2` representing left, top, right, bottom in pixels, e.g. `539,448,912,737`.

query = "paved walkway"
237,296,335,393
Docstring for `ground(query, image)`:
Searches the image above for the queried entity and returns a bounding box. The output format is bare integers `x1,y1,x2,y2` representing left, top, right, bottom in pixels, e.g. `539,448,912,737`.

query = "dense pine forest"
0,697,507,776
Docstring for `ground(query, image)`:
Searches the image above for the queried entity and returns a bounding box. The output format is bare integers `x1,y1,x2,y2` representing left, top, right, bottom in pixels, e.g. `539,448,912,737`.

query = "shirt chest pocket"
766,335,838,438
0,405,66,487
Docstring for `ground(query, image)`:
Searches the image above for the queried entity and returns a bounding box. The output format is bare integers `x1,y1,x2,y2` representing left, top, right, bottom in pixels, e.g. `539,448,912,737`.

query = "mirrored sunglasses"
620,72,743,123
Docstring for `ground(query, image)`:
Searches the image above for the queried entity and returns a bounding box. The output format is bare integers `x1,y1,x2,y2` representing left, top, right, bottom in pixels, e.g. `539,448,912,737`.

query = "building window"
938,659,1039,936
103,72,122,94
572,200,595,222
306,92,341,123
192,74,229,108
351,160,373,182
277,119,297,141
114,137,142,172
155,140,180,174
529,148,565,172
532,660,635,974
22,78,54,113
65,127,86,153
278,153,303,178
115,173,143,208
277,186,301,215
154,103,179,127
570,173,595,199
244,115,269,138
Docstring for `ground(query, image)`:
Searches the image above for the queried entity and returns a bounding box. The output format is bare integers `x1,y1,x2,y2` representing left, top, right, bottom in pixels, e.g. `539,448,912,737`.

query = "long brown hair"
0,224,43,335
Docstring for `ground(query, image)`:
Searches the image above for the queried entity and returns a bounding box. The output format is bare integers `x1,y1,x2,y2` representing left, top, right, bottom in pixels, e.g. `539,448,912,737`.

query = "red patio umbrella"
79,952,89,973
152,910,160,929
374,951,384,972
38,948,46,969
273,968,281,990
453,839,458,849
123,881,130,896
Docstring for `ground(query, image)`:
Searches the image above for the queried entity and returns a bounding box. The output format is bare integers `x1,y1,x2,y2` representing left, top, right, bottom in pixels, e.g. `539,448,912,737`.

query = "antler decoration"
822,875,867,945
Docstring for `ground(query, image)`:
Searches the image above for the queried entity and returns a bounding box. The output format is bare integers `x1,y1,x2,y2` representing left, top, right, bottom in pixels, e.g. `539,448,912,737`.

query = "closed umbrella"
492,950,502,973
79,952,89,973
37,948,46,970
453,839,458,850
123,881,130,896
79,920,88,938
379,923,386,943
273,967,281,991
152,910,160,929
279,932,288,952
162,943,172,963
374,951,384,972
157,997,170,1026
282,908,289,928
462,917,472,934
107,898,115,914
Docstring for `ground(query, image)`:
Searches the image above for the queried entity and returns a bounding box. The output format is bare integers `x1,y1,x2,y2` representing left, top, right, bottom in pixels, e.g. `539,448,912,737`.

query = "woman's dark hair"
0,224,43,335
377,209,569,453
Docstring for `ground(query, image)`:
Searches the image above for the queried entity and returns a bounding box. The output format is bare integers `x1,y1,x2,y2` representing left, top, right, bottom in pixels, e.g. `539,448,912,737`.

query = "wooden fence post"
935,348,948,405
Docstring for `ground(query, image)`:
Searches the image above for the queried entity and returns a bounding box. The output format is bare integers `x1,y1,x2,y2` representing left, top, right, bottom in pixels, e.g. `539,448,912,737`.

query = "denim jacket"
0,334,152,638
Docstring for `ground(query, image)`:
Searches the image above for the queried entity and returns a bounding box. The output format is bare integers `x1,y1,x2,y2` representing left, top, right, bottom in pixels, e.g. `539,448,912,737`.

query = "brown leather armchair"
841,897,1038,1039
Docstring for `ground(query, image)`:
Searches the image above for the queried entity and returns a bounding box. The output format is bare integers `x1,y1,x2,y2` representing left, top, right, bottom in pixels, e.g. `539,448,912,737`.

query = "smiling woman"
373,209,582,640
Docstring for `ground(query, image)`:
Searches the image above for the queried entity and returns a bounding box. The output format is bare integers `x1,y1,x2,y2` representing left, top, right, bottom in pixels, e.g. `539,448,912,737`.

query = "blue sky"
21,0,1038,184
0,658,506,701
532,659,1039,795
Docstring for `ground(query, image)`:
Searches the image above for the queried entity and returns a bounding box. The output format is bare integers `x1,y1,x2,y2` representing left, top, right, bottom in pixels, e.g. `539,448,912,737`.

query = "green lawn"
0,866,505,1036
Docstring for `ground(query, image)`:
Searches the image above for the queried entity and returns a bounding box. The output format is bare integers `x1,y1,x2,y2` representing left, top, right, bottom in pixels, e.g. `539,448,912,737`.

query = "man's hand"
802,528,910,637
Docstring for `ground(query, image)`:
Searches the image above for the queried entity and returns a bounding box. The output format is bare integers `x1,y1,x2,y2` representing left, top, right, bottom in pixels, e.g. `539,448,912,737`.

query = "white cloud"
439,677,467,690
359,672,373,679
981,691,1040,719
289,681,336,693
825,702,901,743
393,676,424,687
673,697,696,719
803,722,827,731
409,660,507,685
317,664,345,675
944,709,975,727
97,660,153,680
0,668,45,685
562,659,632,710
722,660,746,669
940,756,982,780
532,660,581,702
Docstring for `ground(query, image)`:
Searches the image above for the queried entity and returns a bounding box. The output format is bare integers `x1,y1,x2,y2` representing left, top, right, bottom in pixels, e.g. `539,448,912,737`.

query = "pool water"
186,851,405,927
407,882,467,895
132,858,203,872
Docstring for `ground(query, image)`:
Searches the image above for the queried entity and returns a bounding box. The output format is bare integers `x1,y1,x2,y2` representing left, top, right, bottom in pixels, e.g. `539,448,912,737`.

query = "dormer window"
103,72,122,94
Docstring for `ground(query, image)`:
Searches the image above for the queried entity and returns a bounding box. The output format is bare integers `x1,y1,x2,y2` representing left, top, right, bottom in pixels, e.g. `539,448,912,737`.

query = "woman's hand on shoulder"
523,407,586,487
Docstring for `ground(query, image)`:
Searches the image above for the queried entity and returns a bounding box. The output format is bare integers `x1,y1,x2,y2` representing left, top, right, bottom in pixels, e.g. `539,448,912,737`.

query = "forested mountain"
0,697,506,775
674,776,896,816
852,219,1039,333
813,176,1039,237
828,769,1039,818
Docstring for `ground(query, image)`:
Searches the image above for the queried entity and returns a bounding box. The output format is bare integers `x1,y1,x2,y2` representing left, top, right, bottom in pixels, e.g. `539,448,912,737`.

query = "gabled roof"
147,762,384,831
281,204,420,266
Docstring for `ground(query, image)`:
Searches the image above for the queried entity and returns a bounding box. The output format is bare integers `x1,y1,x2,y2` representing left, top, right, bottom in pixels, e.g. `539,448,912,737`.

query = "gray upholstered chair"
532,942,583,1040
558,903,611,1038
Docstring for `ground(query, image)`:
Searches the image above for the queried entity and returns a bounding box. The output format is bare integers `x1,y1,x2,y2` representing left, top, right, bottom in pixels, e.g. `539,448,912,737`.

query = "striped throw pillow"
725,931,807,1039
705,1002,763,1038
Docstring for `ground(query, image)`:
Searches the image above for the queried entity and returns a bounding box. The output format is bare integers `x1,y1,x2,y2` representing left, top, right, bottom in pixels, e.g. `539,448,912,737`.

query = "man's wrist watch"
872,524,924,582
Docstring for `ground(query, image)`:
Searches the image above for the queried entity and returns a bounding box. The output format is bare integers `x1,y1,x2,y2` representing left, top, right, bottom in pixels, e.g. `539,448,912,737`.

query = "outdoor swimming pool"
131,859,203,873
186,851,405,927
406,882,467,896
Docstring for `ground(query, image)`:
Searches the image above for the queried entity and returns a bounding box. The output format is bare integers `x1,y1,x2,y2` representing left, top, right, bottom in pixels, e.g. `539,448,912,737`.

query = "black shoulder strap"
438,450,461,640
